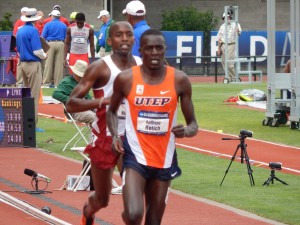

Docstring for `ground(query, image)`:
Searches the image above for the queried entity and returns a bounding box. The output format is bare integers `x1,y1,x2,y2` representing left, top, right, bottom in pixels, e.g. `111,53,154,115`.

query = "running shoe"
80,215,94,225
111,185,122,195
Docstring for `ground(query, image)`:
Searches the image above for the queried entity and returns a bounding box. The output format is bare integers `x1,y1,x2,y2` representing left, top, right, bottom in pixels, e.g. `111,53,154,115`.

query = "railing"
165,55,289,83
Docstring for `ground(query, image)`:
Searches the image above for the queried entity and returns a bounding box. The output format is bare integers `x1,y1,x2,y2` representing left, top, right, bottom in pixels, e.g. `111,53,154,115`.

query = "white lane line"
176,143,300,174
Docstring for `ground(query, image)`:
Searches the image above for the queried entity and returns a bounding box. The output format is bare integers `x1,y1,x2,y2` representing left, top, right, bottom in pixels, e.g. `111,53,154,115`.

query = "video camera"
269,162,282,170
228,6,234,16
240,129,253,138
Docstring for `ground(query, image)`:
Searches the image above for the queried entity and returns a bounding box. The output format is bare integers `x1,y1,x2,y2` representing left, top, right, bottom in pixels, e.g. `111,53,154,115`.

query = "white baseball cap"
50,9,61,17
97,10,110,19
53,5,61,11
122,0,146,16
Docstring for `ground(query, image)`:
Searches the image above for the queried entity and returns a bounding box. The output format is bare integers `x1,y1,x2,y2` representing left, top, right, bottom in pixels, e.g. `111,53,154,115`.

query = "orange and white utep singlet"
125,66,178,168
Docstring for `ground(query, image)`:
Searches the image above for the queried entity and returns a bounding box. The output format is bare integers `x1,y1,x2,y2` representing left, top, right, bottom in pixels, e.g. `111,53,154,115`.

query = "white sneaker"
111,185,122,195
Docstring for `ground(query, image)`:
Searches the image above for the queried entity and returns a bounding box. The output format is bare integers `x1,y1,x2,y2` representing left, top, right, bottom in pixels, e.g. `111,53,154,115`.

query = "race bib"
73,37,85,44
137,110,169,135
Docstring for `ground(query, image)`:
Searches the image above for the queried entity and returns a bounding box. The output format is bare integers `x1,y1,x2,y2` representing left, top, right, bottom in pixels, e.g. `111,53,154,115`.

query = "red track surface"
0,102,296,225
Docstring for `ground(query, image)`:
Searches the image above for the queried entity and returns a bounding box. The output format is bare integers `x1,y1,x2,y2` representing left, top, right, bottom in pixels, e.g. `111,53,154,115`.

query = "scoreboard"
0,88,36,147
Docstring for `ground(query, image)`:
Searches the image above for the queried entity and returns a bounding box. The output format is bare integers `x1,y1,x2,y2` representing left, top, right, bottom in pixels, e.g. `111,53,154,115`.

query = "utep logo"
134,97,171,106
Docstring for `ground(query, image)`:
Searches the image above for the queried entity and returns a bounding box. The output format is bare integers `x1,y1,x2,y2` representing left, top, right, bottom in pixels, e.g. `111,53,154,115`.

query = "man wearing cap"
69,12,78,24
42,9,67,87
96,10,114,58
14,7,29,87
43,5,70,27
52,60,95,125
64,12,95,74
16,8,47,126
13,7,28,37
217,12,242,82
123,0,150,57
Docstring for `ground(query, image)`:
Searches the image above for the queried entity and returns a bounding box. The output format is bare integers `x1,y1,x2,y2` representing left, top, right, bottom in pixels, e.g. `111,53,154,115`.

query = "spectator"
123,0,150,57
16,8,47,127
106,29,198,225
35,11,45,36
43,5,70,27
42,9,67,87
13,7,28,37
66,21,142,225
217,11,242,82
64,12,95,74
14,7,28,88
96,10,114,58
52,60,95,125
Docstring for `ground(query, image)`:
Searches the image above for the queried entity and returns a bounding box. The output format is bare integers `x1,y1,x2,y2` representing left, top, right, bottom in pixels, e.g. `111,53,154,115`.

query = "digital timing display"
0,88,29,147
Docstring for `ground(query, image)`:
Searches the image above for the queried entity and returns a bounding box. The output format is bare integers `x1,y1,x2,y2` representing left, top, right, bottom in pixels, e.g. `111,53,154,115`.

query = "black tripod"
220,132,255,186
263,169,288,186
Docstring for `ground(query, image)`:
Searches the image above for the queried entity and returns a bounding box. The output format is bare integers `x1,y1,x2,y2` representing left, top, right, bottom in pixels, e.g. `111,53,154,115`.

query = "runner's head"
107,21,134,55
140,29,166,69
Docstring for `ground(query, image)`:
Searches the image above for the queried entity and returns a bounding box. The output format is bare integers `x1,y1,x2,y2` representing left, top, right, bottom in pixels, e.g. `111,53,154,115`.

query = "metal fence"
165,55,290,83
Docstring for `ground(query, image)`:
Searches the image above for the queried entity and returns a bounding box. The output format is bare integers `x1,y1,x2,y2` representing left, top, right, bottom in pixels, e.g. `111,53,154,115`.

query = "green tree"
161,6,219,57
0,13,13,31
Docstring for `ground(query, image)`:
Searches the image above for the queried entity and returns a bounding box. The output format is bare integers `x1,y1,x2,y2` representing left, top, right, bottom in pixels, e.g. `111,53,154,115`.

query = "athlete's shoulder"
69,23,77,28
84,23,91,28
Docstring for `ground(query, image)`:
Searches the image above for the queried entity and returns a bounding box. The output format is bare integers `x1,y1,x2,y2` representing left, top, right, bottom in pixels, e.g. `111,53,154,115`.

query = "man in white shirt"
217,12,242,82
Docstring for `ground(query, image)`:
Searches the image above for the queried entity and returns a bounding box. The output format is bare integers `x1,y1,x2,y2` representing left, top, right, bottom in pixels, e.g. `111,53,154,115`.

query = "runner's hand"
112,136,124,155
172,124,185,138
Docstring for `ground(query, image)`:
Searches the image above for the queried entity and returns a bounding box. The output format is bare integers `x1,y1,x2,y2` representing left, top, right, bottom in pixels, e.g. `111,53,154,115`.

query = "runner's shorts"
122,135,182,180
84,133,119,170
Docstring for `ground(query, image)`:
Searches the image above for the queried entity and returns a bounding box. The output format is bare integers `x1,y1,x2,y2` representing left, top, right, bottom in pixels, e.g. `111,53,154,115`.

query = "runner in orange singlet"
107,29,198,225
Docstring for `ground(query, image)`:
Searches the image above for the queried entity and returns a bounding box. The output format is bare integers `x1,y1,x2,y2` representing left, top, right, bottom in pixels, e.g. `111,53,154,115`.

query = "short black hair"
108,21,132,38
75,12,85,21
140,29,165,43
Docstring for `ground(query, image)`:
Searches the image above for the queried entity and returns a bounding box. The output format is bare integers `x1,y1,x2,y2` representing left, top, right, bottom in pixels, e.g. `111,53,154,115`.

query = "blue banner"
162,30,291,66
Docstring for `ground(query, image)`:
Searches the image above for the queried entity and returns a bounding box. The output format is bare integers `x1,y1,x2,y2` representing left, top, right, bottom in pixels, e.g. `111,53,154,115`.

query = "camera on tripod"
263,162,287,186
240,129,253,138
269,162,282,170
220,129,255,186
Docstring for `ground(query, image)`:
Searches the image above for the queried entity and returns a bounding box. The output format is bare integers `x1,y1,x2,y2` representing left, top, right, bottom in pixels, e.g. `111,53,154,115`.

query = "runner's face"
140,35,166,69
108,23,134,54
76,20,85,28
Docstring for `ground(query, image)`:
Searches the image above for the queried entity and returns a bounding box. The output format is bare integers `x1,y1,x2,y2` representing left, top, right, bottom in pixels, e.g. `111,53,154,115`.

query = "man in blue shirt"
42,9,67,87
96,10,114,58
16,8,47,126
123,0,150,57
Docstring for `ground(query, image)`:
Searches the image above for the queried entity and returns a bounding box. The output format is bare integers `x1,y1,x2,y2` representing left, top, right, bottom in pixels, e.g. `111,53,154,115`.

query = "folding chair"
69,147,91,192
66,147,120,192
62,104,90,151
61,105,91,192
61,105,121,192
